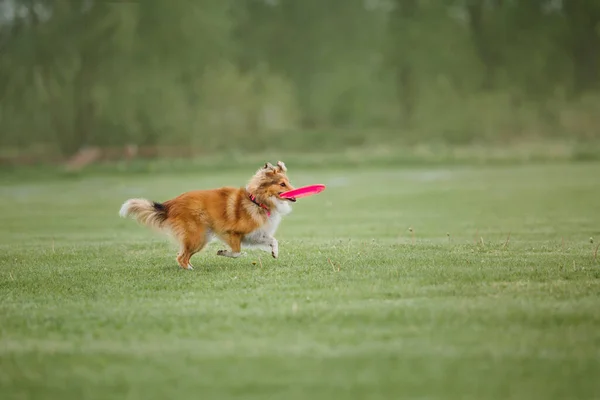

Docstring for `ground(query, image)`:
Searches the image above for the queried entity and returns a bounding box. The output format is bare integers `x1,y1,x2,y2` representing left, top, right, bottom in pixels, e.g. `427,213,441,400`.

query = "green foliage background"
1,0,599,159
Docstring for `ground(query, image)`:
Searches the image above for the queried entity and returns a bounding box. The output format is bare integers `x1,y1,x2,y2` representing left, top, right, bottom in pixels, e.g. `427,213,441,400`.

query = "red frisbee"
280,184,326,199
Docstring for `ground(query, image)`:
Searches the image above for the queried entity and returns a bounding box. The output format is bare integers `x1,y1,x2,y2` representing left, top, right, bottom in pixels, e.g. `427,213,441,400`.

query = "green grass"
1,162,600,400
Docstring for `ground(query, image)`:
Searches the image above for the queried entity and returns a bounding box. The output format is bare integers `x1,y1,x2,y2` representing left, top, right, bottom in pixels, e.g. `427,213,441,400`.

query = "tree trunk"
72,51,95,153
467,0,497,91
391,0,417,128
564,1,600,94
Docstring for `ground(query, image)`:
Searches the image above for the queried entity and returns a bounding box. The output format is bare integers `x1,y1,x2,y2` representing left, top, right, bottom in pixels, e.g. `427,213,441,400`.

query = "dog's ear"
263,162,274,170
276,161,287,173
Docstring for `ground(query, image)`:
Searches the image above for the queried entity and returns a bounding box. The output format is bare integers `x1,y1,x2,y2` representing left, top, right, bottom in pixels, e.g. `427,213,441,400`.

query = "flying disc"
280,184,326,199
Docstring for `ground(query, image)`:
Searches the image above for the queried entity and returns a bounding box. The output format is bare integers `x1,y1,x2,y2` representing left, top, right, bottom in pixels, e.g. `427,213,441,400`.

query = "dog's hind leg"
216,233,243,258
176,227,208,270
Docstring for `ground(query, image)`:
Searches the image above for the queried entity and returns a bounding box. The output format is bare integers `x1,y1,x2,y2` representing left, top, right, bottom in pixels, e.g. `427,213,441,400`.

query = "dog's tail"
119,198,168,230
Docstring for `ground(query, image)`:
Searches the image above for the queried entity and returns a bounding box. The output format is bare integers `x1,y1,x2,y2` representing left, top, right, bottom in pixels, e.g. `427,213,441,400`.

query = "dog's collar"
248,193,271,217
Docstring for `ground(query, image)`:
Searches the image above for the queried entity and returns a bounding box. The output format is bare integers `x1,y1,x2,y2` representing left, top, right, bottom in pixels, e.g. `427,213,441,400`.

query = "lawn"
1,162,600,400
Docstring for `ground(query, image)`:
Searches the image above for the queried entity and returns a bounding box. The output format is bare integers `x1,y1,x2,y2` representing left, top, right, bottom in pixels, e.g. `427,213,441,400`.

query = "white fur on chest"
268,198,292,232
242,199,291,249
273,198,293,215
266,199,290,230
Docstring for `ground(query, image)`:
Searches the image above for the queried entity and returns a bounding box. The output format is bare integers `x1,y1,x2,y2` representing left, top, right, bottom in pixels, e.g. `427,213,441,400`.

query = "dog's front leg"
256,232,278,258
243,231,279,259
269,237,279,259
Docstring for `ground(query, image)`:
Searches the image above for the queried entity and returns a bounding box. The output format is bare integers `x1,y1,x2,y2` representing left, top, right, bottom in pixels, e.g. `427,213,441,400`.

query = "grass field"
1,162,600,400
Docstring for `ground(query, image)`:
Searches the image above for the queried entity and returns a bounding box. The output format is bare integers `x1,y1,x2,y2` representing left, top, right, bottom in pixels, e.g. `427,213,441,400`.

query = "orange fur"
119,161,296,270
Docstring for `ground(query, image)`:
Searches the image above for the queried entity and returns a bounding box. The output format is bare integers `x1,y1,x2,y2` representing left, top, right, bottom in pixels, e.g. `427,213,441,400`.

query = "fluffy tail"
119,198,168,230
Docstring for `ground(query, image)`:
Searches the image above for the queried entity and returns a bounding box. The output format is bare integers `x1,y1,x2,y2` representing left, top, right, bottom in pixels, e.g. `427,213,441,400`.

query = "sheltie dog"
119,161,296,270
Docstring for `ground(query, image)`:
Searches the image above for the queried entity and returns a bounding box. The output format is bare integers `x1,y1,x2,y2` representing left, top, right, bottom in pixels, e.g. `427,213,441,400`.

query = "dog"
119,161,296,270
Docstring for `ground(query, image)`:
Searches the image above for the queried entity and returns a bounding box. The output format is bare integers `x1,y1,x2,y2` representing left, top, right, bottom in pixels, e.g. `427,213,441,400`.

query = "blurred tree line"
0,0,599,160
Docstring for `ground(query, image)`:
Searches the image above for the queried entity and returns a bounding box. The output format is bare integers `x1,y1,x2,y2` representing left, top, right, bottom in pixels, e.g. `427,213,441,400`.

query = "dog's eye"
279,182,286,187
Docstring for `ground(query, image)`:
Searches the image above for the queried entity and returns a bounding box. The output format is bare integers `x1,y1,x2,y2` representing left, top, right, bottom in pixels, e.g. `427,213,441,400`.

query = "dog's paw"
217,249,227,256
186,264,194,270
271,240,279,259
